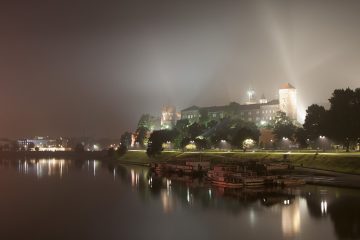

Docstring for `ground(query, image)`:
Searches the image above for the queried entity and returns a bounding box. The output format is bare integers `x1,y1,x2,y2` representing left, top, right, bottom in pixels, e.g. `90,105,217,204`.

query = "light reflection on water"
0,159,359,240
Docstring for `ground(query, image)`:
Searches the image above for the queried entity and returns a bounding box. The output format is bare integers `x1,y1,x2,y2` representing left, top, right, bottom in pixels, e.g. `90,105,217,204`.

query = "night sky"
1,0,360,138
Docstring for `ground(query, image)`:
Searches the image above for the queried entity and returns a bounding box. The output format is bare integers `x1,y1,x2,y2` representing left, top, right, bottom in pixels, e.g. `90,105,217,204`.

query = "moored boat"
211,176,243,188
243,177,265,187
276,177,306,186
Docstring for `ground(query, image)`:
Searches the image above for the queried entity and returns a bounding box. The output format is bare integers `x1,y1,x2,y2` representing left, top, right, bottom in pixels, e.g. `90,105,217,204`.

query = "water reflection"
113,165,360,240
0,159,102,178
282,199,301,238
0,159,360,239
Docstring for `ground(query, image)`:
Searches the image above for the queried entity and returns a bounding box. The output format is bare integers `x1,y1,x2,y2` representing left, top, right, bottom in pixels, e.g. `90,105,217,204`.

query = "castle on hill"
160,83,297,129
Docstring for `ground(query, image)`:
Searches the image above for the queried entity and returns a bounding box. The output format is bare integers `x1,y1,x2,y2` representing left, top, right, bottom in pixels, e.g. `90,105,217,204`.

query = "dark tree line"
146,117,260,157
303,88,360,151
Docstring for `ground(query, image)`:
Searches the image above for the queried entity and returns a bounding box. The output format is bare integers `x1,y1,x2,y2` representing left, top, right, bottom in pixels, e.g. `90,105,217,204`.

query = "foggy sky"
1,0,360,138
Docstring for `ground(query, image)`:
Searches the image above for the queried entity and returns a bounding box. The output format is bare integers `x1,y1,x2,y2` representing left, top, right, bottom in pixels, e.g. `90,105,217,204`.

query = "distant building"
181,83,298,125
17,136,68,151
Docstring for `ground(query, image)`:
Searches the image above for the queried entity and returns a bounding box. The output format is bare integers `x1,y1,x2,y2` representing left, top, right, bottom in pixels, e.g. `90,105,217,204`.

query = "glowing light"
282,199,301,238
321,200,328,214
93,160,96,176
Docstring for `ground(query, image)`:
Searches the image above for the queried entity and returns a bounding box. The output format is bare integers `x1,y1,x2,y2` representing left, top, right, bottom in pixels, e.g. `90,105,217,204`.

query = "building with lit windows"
181,83,298,125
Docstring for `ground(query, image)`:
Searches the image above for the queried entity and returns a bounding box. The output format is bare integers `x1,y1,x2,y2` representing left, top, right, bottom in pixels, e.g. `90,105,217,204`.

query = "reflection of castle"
180,83,298,126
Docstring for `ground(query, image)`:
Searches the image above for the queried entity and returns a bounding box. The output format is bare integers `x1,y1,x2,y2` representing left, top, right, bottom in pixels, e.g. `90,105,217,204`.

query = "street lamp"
319,136,326,151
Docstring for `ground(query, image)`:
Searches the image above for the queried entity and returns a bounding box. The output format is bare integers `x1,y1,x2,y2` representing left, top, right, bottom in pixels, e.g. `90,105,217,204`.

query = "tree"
302,88,360,152
272,111,296,141
326,88,360,151
117,144,127,157
294,127,308,148
120,132,132,148
147,130,177,157
137,114,157,131
231,127,259,149
303,104,326,140
188,122,205,139
194,138,209,150
135,126,148,148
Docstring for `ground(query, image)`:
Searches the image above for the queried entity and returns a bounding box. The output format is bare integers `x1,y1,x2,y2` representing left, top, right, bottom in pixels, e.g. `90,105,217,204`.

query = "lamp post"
319,136,326,152
282,137,290,150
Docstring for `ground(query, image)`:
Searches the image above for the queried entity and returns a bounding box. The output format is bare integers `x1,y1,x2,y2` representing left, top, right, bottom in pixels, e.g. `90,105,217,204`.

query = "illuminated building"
17,136,69,151
161,105,180,129
181,83,298,125
279,83,297,121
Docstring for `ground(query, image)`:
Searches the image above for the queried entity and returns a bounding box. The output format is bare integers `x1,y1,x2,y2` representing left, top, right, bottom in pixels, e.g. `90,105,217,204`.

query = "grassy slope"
118,151,360,174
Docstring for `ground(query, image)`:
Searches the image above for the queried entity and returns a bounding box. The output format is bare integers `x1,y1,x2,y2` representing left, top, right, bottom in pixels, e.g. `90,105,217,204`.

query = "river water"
0,159,359,240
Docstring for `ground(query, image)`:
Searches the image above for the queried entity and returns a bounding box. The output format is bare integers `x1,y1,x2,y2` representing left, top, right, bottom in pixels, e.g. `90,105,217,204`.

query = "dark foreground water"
0,159,359,240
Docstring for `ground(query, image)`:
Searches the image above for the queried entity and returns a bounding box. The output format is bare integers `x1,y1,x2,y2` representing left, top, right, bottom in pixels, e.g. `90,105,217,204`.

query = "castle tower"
161,105,177,129
279,83,297,121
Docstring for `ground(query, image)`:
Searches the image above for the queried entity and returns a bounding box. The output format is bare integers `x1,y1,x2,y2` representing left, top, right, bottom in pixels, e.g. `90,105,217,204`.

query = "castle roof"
280,83,295,89
181,105,200,112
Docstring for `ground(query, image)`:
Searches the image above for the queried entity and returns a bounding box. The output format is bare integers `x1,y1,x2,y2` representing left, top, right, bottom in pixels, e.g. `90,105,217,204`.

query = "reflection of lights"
131,170,135,186
148,177,153,187
283,200,290,205
208,189,212,199
187,187,191,204
321,201,328,214
113,168,116,180
161,190,174,213
130,169,139,187
60,161,63,178
282,199,300,238
19,159,69,178
166,179,171,195
93,160,96,176
249,209,256,226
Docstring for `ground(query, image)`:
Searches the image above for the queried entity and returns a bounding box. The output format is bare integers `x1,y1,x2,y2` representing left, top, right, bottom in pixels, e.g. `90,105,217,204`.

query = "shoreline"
2,150,360,189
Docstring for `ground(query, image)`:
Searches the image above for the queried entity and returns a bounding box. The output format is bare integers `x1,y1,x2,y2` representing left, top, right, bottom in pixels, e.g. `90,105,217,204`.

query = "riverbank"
117,150,360,175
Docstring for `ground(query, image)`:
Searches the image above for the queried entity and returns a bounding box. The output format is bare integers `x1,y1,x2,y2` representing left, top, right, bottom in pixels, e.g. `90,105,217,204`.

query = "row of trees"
146,113,300,157
303,88,360,151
